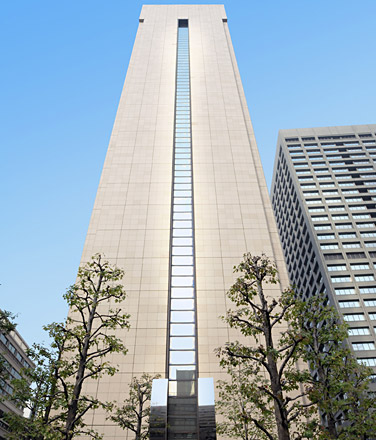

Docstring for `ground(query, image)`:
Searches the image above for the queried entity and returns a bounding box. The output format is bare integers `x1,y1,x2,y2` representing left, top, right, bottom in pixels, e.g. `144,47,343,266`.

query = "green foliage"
5,254,130,440
0,309,17,401
287,294,376,439
110,373,160,440
0,310,16,335
217,253,376,440
216,365,273,440
216,253,315,440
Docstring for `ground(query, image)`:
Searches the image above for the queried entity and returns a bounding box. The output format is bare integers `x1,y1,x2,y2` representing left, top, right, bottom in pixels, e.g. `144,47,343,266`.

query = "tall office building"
78,5,289,438
271,124,376,381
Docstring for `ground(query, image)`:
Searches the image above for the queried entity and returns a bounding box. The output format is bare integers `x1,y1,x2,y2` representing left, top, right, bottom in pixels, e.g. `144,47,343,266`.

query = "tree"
6,254,130,440
110,373,160,440
216,253,314,440
216,365,274,440
287,294,376,440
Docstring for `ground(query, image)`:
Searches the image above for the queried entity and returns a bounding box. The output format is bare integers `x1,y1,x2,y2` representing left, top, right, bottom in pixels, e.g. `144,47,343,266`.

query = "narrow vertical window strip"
167,20,197,399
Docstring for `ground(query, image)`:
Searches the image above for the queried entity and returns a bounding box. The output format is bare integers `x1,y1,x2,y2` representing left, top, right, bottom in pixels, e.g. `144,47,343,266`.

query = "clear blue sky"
1,0,375,346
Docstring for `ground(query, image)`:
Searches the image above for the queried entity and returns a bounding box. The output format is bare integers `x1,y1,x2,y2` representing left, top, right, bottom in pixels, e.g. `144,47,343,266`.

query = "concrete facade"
78,5,289,438
271,124,376,382
0,330,34,439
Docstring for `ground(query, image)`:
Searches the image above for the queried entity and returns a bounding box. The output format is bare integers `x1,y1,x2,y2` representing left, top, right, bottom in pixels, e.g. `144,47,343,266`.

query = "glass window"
352,342,375,350
327,265,346,271
339,300,360,308
335,288,355,295
355,275,374,282
344,314,365,322
350,263,369,270
364,299,376,307
331,276,351,283
348,327,370,336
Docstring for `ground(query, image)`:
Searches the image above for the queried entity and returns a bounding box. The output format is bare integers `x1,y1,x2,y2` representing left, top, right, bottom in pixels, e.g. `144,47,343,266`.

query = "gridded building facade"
0,330,34,439
75,4,289,439
271,124,376,376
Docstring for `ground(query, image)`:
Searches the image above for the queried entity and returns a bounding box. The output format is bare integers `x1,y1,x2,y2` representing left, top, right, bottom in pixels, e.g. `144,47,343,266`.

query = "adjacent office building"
76,5,289,439
271,124,376,378
0,329,34,439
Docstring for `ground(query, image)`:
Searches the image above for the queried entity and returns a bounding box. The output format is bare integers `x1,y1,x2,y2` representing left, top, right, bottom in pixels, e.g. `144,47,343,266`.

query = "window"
315,168,329,173
312,216,329,222
323,190,339,195
343,243,361,248
320,183,335,188
347,252,366,259
352,342,375,350
360,232,376,238
349,205,367,211
327,198,342,204
335,223,352,229
359,286,376,294
304,191,319,196
344,314,365,321
350,263,369,270
348,327,370,336
309,207,325,213
355,274,375,282
358,358,376,366
335,288,355,295
339,300,360,308
339,182,355,187
356,223,374,228
365,242,376,248
342,189,359,194
328,206,345,212
306,199,322,204
321,244,339,250
314,225,331,230
317,233,336,241
332,214,349,220
327,265,346,271
331,276,351,283
364,299,376,307
353,214,371,219
339,232,357,239
301,184,316,189
346,197,362,202
369,313,376,320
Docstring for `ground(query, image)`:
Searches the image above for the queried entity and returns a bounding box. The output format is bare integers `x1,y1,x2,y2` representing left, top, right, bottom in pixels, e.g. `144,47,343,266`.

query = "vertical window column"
168,19,197,400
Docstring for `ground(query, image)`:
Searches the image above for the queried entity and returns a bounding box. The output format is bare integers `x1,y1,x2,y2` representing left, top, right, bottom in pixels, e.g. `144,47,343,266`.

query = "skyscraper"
271,124,376,382
78,5,289,438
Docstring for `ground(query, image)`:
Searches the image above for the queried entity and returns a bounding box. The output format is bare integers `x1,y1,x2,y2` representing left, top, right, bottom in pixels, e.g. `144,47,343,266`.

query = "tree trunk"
258,280,290,440
64,285,101,440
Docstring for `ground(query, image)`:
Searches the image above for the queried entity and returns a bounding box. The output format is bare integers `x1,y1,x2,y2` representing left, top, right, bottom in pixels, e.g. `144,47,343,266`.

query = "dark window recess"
359,133,373,138
324,253,344,260
369,252,376,258
178,19,188,27
286,138,299,142
346,252,366,259
302,137,316,141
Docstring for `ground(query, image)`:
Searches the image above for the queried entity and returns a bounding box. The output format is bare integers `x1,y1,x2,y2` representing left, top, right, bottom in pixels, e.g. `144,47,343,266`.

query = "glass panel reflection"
171,287,194,298
172,266,194,276
170,323,195,335
170,350,195,364
172,256,194,265
170,336,195,349
169,365,196,380
171,299,195,310
171,310,195,322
